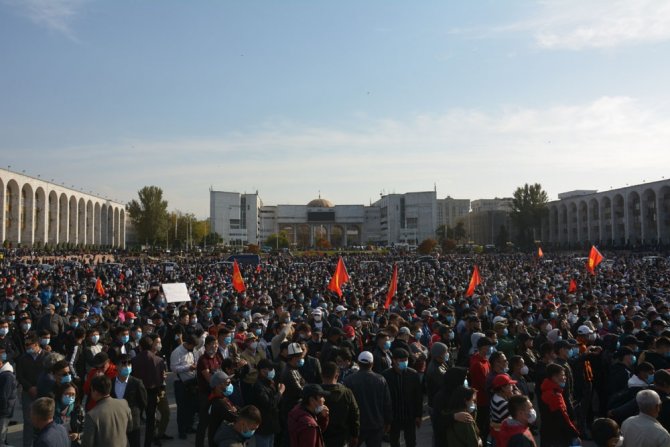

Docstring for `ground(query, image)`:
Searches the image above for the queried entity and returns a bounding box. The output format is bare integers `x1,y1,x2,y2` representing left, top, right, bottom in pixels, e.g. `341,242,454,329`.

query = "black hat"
554,339,577,351
621,335,641,347
302,384,331,400
93,352,109,368
392,348,410,359
615,347,635,359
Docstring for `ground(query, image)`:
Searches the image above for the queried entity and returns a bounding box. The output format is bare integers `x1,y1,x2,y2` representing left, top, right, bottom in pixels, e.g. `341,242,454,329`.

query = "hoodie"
0,362,17,418
213,422,246,447
322,383,360,445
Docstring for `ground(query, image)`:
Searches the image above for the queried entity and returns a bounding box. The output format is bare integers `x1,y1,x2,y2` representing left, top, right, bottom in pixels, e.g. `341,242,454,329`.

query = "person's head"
88,328,100,344
592,418,621,447
24,333,40,354
218,328,233,346
30,397,55,430
38,329,51,348
492,374,516,398
654,337,670,355
58,383,77,408
301,384,330,414
655,369,670,393
0,348,6,366
257,359,277,381
182,334,197,352
490,352,508,373
210,371,234,396
376,332,391,351
51,360,72,384
357,351,374,371
509,355,526,375
0,319,9,337
477,337,494,357
637,389,662,418
233,405,262,439
547,363,566,387
116,354,133,378
90,374,112,401
93,352,110,372
321,361,339,384
430,342,449,365
447,385,477,413
508,394,534,426
287,343,304,367
204,335,218,357
392,349,410,372
636,362,656,384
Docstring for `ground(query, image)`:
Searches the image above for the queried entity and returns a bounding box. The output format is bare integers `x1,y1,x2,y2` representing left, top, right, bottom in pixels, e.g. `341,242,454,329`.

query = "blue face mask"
71,321,79,328
0,328,8,336
61,395,76,407
255,328,262,336
0,353,6,362
298,358,305,368
241,429,255,439
121,335,130,344
61,374,72,384
267,369,276,380
134,332,142,341
559,381,567,388
91,335,100,344
223,336,232,345
503,329,509,337
648,374,655,384
224,383,234,396
120,366,132,377
40,338,50,347
414,332,422,341
398,360,409,370
384,341,392,351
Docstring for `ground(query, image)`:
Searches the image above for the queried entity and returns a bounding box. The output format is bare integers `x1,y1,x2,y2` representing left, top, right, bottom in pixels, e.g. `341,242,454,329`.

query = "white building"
437,196,470,229
0,168,125,247
209,189,439,247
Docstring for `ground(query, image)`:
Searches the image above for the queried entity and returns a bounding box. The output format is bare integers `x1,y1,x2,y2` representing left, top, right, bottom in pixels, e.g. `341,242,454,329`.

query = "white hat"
399,327,411,335
577,325,593,335
357,351,374,364
335,305,347,313
492,316,508,325
312,309,323,316
287,343,303,356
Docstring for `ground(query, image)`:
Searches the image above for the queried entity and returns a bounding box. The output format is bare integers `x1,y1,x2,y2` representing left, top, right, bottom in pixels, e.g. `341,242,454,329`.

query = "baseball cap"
335,305,347,313
287,343,303,357
577,325,593,335
398,327,411,336
492,374,517,389
492,316,508,325
555,339,577,351
357,351,374,364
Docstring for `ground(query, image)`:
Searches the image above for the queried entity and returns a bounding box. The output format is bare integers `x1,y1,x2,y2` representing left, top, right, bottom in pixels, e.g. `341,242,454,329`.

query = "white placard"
162,283,191,303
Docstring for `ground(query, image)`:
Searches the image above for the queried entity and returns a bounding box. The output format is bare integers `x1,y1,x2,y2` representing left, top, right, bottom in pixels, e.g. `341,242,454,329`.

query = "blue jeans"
254,433,275,447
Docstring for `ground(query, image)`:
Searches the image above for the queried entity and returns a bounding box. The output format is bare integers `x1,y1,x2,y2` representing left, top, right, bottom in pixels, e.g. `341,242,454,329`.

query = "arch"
113,207,120,247
68,196,78,244
107,205,114,246
568,202,578,245
346,224,362,246
59,193,69,244
48,191,58,245
641,188,657,244
34,187,47,245
578,200,588,243
331,224,345,248
119,209,126,248
589,198,600,243
77,198,86,245
612,194,625,246
5,180,20,244
94,203,101,245
600,196,612,245
627,191,641,245
101,204,108,245
20,183,34,245
559,203,568,245
0,178,4,243
296,224,310,248
86,200,94,245
659,185,670,245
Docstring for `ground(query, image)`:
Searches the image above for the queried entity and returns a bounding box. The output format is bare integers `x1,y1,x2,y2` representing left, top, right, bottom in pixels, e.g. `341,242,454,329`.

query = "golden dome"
307,198,334,208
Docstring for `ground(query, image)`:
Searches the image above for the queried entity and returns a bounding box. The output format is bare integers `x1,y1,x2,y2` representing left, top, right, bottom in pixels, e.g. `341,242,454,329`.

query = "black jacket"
16,349,47,391
0,366,17,418
343,369,392,430
607,362,632,396
111,376,147,433
322,383,360,447
250,377,282,435
382,367,423,423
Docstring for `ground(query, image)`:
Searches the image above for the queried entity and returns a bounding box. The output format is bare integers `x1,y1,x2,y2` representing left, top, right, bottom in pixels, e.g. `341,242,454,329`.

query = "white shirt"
170,344,196,381
622,412,670,447
114,377,128,399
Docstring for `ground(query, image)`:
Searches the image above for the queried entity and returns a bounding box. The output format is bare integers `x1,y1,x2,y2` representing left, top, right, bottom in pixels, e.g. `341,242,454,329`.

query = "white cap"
492,316,508,325
577,325,593,335
287,343,303,356
312,309,323,316
357,351,374,364
398,327,411,335
335,305,347,313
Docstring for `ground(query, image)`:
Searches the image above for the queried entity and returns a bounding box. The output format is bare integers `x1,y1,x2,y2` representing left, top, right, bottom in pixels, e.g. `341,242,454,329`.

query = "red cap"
492,374,517,389
125,312,136,319
343,325,355,338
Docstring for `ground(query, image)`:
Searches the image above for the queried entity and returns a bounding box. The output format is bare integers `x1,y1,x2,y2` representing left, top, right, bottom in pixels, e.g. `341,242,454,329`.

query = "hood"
431,342,448,358
0,362,13,373
322,383,346,402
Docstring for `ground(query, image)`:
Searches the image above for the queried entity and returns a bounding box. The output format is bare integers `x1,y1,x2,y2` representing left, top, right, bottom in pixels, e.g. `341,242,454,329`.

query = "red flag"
538,247,544,258
384,264,398,309
568,279,577,293
327,257,350,298
232,260,246,293
465,265,481,297
586,245,604,275
95,278,105,296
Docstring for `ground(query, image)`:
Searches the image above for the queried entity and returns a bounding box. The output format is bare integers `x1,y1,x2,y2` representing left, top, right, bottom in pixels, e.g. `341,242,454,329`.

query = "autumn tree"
417,238,438,255
126,186,169,246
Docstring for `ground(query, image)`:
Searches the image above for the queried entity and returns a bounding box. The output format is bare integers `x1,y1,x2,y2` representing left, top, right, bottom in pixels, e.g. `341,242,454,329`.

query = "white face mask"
615,436,623,447
520,365,529,376
528,408,537,424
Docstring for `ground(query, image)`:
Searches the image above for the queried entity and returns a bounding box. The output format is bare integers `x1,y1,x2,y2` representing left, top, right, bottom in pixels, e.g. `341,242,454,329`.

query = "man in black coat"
112,354,147,447
250,359,283,447
381,349,423,447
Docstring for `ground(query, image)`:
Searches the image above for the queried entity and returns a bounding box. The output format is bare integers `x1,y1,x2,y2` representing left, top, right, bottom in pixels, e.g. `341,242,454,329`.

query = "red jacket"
540,378,579,441
469,353,490,406
83,365,118,411
498,419,537,447
288,404,329,447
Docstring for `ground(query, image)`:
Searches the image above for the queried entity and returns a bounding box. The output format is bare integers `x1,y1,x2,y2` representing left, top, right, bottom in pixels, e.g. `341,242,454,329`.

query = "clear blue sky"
2,0,670,217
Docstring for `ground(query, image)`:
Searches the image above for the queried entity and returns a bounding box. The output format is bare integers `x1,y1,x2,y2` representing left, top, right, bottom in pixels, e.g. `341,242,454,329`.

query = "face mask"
61,374,72,384
384,341,392,351
224,383,234,396
298,358,305,367
241,430,255,439
134,332,142,341
249,342,258,351
398,360,409,370
559,381,566,388
414,332,422,341
315,405,324,414
464,378,469,388
26,347,35,355
446,316,454,324
528,408,537,424
520,365,529,376
21,323,31,332
467,402,476,413
61,395,76,407
255,328,262,336
647,374,655,384
0,353,6,362
550,312,557,319
526,317,534,325
71,321,79,328
223,336,232,345
155,344,162,352
503,329,509,337
267,369,276,380
40,338,50,347
0,328,7,336
120,366,132,377
7,316,15,322
121,335,130,344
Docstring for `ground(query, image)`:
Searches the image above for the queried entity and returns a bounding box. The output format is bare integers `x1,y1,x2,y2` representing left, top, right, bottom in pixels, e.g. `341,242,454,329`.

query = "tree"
511,183,549,248
126,186,169,246
441,238,457,253
436,225,447,243
417,238,438,255
454,221,467,241
205,232,223,246
265,232,289,249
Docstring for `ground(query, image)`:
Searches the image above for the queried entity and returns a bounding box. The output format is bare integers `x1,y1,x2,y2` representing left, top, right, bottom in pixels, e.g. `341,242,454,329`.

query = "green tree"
454,221,467,241
126,186,169,246
265,232,289,249
436,225,448,243
511,183,549,248
205,232,223,246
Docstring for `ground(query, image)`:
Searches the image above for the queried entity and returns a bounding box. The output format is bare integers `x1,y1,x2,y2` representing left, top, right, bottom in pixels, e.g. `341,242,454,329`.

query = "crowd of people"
0,249,669,447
